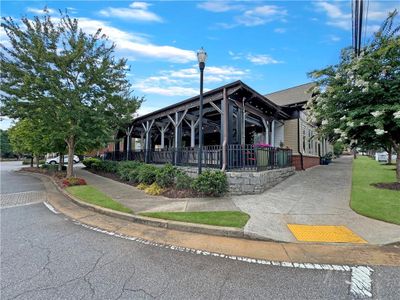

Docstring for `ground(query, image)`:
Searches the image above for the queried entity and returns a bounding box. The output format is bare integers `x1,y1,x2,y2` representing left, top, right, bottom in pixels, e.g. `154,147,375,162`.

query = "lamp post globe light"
197,47,207,174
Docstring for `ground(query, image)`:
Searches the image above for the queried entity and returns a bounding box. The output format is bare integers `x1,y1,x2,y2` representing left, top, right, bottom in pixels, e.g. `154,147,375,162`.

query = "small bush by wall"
191,170,228,197
175,172,193,190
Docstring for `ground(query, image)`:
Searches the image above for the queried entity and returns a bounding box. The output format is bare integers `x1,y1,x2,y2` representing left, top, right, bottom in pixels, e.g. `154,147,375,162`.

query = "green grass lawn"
66,185,133,214
351,156,399,224
140,211,250,228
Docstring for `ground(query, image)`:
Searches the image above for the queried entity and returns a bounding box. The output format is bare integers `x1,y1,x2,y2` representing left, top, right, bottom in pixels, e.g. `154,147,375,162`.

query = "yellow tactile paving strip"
287,224,367,244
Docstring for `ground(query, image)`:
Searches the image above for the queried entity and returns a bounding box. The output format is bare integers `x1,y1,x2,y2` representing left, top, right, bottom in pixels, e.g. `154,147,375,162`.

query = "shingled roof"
265,82,315,107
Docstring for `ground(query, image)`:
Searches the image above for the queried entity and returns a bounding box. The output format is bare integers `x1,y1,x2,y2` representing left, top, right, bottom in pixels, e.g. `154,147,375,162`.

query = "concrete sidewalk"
41,173,400,267
232,156,400,245
74,166,240,213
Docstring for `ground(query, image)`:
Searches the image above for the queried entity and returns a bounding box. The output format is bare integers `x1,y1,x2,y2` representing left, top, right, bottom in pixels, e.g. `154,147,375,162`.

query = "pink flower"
255,143,272,148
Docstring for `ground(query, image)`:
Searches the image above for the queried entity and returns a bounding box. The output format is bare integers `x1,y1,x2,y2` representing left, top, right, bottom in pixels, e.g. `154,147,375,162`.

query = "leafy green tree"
1,11,142,176
0,129,14,158
8,119,48,167
307,11,400,181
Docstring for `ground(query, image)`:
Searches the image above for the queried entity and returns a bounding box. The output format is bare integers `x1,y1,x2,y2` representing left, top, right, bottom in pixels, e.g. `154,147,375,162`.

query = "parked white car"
46,155,80,164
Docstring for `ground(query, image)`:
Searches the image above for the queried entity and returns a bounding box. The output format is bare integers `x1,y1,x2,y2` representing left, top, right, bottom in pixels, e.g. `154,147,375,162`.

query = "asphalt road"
1,161,399,300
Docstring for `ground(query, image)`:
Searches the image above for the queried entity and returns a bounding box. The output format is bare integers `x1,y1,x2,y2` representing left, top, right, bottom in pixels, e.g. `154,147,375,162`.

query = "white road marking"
0,201,41,209
69,219,374,298
43,201,59,214
350,266,373,298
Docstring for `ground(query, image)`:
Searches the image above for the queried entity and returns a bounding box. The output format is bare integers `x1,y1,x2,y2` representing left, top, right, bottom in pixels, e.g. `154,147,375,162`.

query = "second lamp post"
197,47,207,174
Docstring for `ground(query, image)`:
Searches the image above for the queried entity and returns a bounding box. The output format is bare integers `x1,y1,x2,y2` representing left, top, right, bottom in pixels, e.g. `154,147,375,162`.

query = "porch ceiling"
130,80,289,131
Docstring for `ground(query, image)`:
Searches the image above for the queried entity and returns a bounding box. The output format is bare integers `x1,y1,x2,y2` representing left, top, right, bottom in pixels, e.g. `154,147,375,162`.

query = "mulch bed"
162,188,197,198
86,168,198,198
371,182,400,191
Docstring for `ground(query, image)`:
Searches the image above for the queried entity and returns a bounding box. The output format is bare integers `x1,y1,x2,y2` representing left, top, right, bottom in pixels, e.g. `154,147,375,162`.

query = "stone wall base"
175,165,295,195
226,167,295,195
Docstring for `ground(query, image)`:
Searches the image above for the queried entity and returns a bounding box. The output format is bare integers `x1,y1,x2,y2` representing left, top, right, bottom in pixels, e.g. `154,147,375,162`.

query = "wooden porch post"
125,126,133,160
167,109,188,165
271,120,275,147
261,118,269,145
184,118,199,148
142,120,154,163
157,122,170,150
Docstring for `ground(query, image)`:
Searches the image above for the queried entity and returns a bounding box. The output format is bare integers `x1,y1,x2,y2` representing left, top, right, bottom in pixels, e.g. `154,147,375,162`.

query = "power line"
352,0,364,56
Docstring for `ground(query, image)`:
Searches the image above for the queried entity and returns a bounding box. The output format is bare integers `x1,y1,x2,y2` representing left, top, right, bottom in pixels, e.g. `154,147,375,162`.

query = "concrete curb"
19,171,247,239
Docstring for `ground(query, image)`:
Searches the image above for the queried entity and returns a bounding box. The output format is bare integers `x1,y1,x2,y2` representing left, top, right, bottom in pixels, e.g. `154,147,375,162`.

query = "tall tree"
0,129,14,158
1,11,142,176
307,11,400,181
8,119,48,166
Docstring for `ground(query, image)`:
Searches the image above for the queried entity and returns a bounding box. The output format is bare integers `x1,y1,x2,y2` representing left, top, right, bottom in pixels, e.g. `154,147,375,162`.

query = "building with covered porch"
105,80,333,193
112,80,293,171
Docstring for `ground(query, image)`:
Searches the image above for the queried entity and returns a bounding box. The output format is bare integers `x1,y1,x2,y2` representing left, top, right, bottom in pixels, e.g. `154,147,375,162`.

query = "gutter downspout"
297,110,304,170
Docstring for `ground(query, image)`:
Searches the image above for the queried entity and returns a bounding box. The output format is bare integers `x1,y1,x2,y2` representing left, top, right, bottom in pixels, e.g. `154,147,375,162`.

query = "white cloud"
274,28,286,33
77,18,195,63
99,2,163,22
197,1,244,13
314,1,351,30
315,1,399,31
330,35,341,42
26,7,55,15
137,105,162,116
236,5,287,27
228,51,282,65
134,65,249,97
246,54,282,65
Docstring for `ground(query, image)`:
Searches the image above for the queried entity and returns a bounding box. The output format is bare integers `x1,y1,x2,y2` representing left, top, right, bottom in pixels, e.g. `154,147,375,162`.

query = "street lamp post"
197,47,207,174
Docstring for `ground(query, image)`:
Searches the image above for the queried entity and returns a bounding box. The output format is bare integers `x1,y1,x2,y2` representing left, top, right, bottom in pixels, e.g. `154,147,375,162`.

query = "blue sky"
1,0,399,128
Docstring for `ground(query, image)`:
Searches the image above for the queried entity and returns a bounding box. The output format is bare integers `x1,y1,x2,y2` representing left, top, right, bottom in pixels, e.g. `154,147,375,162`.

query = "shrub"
90,160,118,173
137,183,148,190
100,161,119,173
191,170,228,197
117,161,143,181
127,167,142,183
155,163,177,188
175,172,193,190
82,158,101,169
137,164,159,185
144,182,164,195
62,177,87,187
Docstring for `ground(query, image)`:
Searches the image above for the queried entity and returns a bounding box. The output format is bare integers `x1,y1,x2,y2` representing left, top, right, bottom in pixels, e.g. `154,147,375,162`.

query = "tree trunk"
66,136,75,178
35,156,39,168
353,149,357,159
387,145,392,165
397,151,400,183
30,155,33,167
58,152,62,171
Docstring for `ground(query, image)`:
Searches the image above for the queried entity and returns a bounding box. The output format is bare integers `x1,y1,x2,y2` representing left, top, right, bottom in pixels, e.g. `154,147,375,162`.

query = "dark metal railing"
105,144,292,171
227,144,292,171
